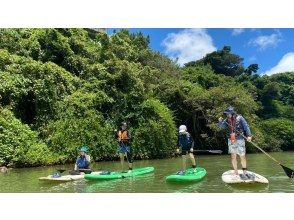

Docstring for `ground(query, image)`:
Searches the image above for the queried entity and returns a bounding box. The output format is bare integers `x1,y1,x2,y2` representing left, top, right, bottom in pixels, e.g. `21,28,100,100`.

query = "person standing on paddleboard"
218,107,252,178
176,125,197,174
115,122,133,173
74,146,91,174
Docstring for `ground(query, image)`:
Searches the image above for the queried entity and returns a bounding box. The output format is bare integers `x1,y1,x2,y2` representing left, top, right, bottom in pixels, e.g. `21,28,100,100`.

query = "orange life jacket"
118,130,129,141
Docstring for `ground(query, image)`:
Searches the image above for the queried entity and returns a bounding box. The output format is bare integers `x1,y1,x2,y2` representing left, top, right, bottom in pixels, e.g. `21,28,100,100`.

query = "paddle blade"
208,150,223,154
280,164,294,178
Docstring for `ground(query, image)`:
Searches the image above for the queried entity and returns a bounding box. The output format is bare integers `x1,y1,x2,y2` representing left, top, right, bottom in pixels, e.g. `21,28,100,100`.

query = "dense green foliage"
260,118,294,151
185,46,259,77
0,108,58,167
0,28,293,167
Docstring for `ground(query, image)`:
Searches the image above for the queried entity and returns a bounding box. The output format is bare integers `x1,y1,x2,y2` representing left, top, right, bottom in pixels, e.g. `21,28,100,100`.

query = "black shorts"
181,149,193,155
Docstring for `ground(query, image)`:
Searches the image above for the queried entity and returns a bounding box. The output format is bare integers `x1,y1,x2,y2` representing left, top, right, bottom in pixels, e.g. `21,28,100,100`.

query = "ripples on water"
1,152,294,193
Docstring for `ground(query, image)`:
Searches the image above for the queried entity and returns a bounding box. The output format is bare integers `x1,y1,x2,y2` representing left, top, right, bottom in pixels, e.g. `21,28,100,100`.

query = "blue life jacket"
76,156,90,169
178,133,193,149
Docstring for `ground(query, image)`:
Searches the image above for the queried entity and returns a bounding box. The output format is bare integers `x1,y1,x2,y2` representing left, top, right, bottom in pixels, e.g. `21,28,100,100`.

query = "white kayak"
39,171,102,182
222,170,269,184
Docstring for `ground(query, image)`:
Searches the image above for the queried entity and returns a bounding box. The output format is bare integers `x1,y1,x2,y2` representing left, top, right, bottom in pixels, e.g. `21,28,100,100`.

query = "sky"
107,28,294,75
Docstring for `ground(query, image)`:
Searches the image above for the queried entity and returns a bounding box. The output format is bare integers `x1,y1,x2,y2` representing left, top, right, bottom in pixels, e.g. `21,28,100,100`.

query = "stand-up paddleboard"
39,171,102,182
166,167,206,182
222,170,269,184
84,167,154,180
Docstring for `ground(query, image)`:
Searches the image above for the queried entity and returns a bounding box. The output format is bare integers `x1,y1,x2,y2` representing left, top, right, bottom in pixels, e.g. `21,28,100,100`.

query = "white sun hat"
179,125,187,133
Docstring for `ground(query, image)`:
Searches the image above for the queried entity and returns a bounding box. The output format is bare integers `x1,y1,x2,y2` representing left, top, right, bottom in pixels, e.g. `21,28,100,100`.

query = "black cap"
121,122,127,126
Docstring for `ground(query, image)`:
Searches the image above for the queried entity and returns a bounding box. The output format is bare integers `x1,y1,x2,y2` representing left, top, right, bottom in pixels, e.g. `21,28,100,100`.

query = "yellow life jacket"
118,130,129,141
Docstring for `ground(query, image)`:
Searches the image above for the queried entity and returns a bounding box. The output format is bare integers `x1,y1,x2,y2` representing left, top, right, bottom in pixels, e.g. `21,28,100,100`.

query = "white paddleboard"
222,170,269,184
39,171,102,182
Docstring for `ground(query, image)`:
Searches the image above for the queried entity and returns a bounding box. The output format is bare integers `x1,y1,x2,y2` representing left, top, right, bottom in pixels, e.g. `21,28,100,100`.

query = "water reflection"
1,152,294,193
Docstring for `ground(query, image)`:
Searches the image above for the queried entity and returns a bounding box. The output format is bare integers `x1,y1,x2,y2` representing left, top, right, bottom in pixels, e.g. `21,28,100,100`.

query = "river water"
1,152,294,193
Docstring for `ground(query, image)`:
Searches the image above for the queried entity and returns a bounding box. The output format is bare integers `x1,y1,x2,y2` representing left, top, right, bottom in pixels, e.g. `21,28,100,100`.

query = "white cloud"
263,52,294,76
232,28,245,36
162,29,216,66
249,31,282,50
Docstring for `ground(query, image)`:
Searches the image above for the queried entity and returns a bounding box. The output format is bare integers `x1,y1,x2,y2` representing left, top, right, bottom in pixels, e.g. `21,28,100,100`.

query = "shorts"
118,145,133,163
118,145,130,153
181,149,193,156
228,138,246,156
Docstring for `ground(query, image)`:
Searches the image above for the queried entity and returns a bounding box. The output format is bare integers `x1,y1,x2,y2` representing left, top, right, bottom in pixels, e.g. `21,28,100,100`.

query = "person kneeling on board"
176,125,197,174
218,107,253,180
72,146,91,175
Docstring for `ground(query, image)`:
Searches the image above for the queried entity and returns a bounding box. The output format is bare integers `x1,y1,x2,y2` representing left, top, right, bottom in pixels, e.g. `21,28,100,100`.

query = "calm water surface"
1,152,294,193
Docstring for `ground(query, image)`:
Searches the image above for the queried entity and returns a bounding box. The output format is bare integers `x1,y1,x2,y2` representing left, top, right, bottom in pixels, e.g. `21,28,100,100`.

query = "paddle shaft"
237,131,294,178
240,133,280,164
194,150,223,154
176,150,222,155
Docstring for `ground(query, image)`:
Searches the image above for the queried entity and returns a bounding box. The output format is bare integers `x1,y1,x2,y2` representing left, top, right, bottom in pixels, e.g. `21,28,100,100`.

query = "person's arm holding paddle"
239,116,252,142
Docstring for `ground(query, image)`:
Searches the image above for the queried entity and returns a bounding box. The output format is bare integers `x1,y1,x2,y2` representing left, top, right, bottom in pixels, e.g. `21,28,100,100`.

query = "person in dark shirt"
74,146,91,172
176,125,197,174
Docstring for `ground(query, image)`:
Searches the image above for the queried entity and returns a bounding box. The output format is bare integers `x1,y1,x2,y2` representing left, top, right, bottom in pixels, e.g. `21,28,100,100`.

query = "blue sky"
108,28,294,75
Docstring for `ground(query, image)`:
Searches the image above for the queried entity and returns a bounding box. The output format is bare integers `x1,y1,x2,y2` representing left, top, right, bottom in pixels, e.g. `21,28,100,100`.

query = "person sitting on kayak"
115,122,133,173
176,125,197,174
74,146,91,173
218,107,252,179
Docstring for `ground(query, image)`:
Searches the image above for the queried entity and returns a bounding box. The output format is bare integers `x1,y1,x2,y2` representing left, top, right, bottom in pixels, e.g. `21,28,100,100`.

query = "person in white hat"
176,125,197,174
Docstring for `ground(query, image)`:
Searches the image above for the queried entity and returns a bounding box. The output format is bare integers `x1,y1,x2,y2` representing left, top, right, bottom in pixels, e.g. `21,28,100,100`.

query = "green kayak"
166,167,206,182
84,167,155,180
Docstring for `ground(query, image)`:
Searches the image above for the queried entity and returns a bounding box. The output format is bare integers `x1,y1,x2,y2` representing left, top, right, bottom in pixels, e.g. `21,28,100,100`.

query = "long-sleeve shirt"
218,115,252,139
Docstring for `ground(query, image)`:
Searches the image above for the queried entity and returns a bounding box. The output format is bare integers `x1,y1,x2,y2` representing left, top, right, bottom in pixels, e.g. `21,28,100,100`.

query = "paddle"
241,134,294,178
175,149,222,155
223,120,294,178
194,150,223,154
